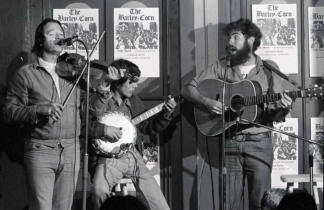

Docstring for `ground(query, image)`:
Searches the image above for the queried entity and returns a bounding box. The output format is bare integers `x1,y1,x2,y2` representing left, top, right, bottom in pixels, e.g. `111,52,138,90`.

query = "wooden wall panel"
0,1,44,209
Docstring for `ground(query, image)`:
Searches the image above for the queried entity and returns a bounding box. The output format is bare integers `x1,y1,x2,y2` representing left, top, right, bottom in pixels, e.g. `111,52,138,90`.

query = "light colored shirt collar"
38,57,61,98
38,57,57,74
238,64,256,77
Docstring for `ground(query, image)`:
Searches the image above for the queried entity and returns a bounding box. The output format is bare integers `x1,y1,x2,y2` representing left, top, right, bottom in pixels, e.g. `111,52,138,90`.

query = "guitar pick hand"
203,97,224,115
104,125,122,142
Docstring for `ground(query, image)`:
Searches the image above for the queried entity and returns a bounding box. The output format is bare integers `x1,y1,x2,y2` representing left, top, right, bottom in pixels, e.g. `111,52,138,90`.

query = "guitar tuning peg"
314,84,319,88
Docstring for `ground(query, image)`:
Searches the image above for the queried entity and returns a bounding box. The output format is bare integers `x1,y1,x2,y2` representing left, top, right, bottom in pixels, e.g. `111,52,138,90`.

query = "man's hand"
99,66,126,90
203,97,224,115
36,103,63,121
104,125,122,142
162,95,177,119
164,95,177,113
278,92,293,109
105,66,126,83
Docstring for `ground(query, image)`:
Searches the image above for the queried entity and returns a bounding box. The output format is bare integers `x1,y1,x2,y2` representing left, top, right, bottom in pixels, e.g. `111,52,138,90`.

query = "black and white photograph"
0,1,323,210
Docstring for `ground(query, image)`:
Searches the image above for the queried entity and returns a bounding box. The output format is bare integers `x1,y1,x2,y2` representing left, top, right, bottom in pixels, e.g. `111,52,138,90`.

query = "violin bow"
62,30,106,108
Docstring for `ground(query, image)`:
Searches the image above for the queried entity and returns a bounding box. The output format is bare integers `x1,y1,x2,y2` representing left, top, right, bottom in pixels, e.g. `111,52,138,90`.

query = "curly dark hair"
223,18,262,52
32,18,64,57
277,190,317,210
109,59,141,92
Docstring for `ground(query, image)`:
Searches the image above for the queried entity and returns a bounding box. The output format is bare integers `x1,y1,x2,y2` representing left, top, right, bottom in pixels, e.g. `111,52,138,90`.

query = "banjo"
92,97,176,157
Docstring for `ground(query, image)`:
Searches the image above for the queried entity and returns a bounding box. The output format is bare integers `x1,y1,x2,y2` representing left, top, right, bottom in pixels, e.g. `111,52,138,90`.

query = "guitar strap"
262,60,275,94
262,60,300,89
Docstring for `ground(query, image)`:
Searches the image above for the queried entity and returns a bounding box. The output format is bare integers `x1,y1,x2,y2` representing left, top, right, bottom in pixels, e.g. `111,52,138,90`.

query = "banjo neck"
131,102,165,126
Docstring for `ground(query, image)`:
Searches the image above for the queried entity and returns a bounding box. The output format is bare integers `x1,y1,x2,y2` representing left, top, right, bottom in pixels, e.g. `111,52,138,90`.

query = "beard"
227,40,251,67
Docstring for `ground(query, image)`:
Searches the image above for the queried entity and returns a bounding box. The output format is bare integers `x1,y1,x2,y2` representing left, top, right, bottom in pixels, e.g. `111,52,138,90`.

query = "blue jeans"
24,139,80,210
92,150,170,210
225,132,273,210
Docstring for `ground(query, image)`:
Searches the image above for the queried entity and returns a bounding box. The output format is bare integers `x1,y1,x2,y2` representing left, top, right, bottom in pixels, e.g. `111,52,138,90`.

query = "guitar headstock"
304,84,324,99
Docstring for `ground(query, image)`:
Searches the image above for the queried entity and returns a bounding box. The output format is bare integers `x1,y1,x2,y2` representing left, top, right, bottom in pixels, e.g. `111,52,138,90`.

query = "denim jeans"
92,150,170,210
225,133,273,210
24,139,80,210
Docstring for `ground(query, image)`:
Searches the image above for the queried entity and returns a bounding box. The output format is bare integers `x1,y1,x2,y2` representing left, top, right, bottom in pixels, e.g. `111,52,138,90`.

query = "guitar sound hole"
231,95,244,112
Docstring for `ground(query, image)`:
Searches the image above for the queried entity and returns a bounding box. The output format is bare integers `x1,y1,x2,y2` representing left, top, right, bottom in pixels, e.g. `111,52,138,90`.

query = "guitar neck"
243,90,303,106
131,103,165,125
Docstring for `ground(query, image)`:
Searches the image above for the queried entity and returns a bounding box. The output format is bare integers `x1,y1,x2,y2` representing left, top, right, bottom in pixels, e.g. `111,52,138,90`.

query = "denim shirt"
186,55,290,134
2,60,81,140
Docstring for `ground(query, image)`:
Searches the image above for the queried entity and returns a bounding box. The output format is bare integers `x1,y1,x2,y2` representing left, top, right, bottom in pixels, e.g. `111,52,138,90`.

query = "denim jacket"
2,60,81,140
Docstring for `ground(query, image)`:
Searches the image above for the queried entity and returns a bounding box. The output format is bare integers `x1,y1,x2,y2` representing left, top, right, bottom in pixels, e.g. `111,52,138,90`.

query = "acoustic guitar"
194,79,323,136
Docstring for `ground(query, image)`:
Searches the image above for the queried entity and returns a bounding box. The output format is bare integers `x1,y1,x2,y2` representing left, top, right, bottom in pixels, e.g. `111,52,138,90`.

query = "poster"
308,7,324,77
310,118,324,187
114,8,160,77
271,118,299,188
143,142,160,185
252,4,298,74
53,9,99,59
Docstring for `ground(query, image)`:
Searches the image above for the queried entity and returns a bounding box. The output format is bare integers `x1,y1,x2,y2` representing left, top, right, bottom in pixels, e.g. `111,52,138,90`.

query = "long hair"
223,18,262,52
32,18,64,57
110,59,141,92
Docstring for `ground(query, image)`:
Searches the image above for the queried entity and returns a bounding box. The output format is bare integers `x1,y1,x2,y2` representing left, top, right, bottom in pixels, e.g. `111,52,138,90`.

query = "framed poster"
114,8,159,77
271,118,299,188
308,7,324,77
310,117,324,187
53,8,99,59
252,4,298,74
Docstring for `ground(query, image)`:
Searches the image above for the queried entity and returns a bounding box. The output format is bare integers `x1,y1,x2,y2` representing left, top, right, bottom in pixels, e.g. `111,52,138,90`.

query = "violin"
56,52,108,80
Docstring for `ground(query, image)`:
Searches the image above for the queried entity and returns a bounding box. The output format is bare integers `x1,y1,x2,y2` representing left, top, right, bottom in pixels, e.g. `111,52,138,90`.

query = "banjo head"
92,112,137,156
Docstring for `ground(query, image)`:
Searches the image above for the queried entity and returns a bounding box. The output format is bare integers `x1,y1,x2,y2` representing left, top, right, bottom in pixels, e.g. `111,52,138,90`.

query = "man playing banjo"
88,59,176,210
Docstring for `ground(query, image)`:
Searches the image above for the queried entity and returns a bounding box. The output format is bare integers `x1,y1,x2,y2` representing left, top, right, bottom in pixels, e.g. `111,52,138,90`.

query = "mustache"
226,45,237,52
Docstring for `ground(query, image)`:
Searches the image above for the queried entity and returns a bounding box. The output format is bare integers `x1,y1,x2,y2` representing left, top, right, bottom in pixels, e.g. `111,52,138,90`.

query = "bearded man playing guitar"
181,19,293,210
88,59,176,210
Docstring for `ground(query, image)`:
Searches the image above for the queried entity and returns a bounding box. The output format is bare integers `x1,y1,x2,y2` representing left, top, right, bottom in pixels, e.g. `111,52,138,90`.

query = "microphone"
56,36,78,46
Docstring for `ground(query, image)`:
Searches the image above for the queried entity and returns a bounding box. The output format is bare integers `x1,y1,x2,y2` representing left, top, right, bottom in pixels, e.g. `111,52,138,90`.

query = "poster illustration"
308,7,324,77
252,4,298,74
143,142,160,185
114,8,159,77
271,118,299,188
53,9,99,59
310,118,324,187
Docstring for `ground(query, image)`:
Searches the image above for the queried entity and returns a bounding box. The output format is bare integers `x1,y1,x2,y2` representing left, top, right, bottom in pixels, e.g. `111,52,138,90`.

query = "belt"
231,132,271,141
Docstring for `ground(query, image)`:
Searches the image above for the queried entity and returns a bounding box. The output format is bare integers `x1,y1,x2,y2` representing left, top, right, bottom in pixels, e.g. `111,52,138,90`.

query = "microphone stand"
261,61,323,196
60,31,106,210
238,117,324,196
238,118,323,147
309,150,314,196
220,57,230,210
